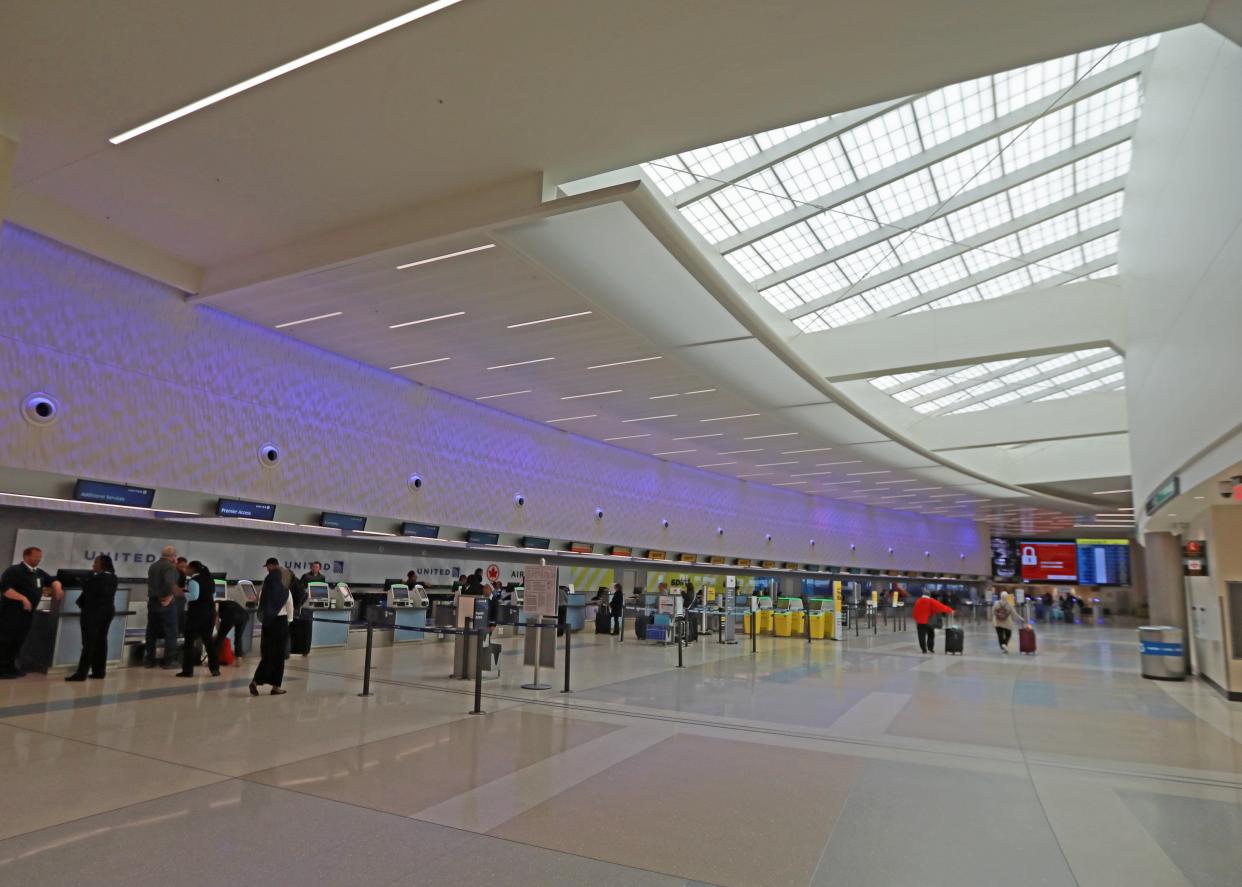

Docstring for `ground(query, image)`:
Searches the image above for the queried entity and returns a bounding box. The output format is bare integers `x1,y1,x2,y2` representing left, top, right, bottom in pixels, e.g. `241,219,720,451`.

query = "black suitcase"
289,615,313,656
944,626,964,655
595,605,612,634
634,612,649,640
684,615,698,643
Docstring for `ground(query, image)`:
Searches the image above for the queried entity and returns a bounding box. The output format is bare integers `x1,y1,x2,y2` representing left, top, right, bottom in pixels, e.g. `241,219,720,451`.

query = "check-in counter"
303,581,352,647
20,582,133,672
389,583,429,642
226,580,260,656
563,591,587,632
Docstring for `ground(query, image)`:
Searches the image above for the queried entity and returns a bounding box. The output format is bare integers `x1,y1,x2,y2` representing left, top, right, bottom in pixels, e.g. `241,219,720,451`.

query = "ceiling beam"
713,52,1150,254
798,279,1125,381
756,125,1133,292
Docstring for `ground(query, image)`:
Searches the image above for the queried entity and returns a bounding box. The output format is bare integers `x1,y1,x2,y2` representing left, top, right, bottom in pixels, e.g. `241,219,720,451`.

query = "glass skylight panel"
773,138,855,203
1027,260,1071,283
839,105,922,178
908,376,957,398
1077,35,1159,78
1075,78,1141,141
994,56,1076,116
1001,106,1073,172
913,77,994,149
859,277,921,311
680,137,760,178
1081,231,1120,261
1076,191,1124,230
962,233,1021,274
796,294,874,330
724,245,775,281
944,193,1013,240
753,116,830,150
1018,208,1080,252
834,241,901,284
1074,141,1132,189
750,221,826,273
920,287,982,311
642,159,698,195
680,196,739,244
1007,165,1074,216
974,267,1033,300
1086,264,1119,279
866,169,940,224
710,168,796,232
806,197,879,247
893,218,954,263
928,139,1003,197
783,261,855,301
909,256,969,293
760,282,806,313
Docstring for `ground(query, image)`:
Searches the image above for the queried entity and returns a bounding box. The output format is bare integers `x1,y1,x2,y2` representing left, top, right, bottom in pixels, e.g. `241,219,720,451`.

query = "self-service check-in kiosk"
223,579,260,656
388,583,429,643
302,580,349,647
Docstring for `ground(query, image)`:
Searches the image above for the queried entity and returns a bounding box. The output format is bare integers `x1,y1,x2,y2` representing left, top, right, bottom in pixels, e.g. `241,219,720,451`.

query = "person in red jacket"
912,591,954,654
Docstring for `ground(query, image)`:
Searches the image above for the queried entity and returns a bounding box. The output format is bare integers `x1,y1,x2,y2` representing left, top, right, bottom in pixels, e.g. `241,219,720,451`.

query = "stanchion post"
562,622,572,693
358,617,374,698
677,618,684,668
751,613,757,654
471,626,484,714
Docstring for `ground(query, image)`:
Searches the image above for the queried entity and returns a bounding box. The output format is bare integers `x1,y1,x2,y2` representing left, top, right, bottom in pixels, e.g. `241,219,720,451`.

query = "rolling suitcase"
1019,625,1037,655
289,614,312,656
595,604,612,634
944,625,964,655
634,612,649,640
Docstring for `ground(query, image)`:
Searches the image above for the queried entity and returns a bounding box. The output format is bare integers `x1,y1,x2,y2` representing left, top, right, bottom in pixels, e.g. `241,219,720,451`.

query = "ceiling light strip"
475,389,531,400
620,414,677,423
742,432,798,440
486,357,556,370
274,311,342,329
652,449,697,456
389,311,466,329
560,389,622,400
603,434,651,441
546,414,596,424
396,243,495,270
699,413,761,423
390,357,451,370
507,311,592,329
673,433,723,441
587,356,663,370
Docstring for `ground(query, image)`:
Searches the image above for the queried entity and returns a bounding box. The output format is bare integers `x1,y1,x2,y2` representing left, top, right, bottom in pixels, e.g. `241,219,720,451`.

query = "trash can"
1137,626,1185,681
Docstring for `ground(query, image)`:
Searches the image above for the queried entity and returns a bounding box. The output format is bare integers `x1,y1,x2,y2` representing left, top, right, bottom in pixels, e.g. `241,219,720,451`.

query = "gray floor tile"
1118,789,1242,887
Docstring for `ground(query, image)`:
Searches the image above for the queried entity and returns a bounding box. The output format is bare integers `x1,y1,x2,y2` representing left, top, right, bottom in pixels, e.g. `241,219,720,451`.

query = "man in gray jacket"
144,545,181,668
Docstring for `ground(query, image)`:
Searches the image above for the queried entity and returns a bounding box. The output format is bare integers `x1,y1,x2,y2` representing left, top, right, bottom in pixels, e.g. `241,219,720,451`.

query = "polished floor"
2,617,1240,886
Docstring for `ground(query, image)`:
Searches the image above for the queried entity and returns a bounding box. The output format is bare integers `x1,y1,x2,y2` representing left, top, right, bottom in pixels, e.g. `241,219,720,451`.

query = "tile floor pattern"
1,618,1240,886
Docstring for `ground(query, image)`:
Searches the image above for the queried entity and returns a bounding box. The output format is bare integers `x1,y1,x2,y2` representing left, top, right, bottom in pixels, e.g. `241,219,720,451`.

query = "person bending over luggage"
215,599,250,665
178,561,220,677
66,555,117,682
992,591,1019,654
912,591,953,654
250,558,291,696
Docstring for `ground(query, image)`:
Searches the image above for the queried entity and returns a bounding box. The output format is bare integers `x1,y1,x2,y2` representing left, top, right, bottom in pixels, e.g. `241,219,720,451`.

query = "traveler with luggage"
65,554,118,682
178,561,220,677
216,599,249,665
992,591,1019,654
911,591,953,654
594,588,612,634
609,583,625,635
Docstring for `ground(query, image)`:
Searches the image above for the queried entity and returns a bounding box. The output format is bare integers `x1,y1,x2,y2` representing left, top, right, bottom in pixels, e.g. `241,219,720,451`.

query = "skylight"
641,35,1157,330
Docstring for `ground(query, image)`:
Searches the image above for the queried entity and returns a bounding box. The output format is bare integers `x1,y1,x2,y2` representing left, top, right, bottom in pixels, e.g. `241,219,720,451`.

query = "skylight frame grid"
749,221,832,274
709,168,798,232
771,138,856,204
839,104,923,178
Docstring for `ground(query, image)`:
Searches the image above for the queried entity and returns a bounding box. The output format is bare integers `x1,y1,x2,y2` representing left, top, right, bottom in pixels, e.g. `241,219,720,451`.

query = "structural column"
1143,531,1187,630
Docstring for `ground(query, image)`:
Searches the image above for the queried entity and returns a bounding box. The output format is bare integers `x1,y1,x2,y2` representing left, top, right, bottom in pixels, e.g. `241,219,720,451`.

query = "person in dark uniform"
250,558,291,696
609,583,625,635
178,561,220,677
299,561,326,587
66,554,118,682
0,546,64,679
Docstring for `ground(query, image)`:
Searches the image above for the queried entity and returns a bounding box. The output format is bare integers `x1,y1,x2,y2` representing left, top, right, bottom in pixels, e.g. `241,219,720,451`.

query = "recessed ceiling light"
696,461,738,468
475,389,532,400
772,481,808,487
780,447,833,454
389,311,466,329
879,494,918,499
905,487,942,492
819,480,862,486
848,470,890,476
396,243,495,270
700,413,762,423
546,414,596,424
742,432,798,440
274,311,343,329
1193,496,1205,500
673,433,723,441
755,461,798,467
604,434,651,441
652,449,697,457
790,470,834,477
389,357,452,370
507,311,592,329
875,479,918,485
587,356,663,370
487,357,556,371
110,0,471,144
1091,489,1132,495
621,414,677,423
649,393,679,400
736,472,773,478
561,389,622,400
816,460,862,467
718,448,763,455
682,389,717,395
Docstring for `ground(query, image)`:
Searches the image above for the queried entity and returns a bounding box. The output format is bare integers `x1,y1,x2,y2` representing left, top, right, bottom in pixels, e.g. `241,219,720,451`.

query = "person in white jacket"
992,591,1019,653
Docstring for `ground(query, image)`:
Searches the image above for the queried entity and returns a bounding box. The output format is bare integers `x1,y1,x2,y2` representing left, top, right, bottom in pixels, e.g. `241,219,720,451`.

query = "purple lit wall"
0,226,988,572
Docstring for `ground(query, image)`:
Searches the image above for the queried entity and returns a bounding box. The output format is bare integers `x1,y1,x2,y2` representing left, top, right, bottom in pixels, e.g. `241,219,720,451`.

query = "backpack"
995,602,1012,621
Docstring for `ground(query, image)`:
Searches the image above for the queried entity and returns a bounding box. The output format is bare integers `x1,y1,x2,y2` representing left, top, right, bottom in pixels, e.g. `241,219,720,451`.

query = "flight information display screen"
1076,539,1131,586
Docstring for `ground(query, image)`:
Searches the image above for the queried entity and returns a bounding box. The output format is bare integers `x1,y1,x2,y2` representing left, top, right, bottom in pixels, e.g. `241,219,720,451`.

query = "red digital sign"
1018,542,1078,582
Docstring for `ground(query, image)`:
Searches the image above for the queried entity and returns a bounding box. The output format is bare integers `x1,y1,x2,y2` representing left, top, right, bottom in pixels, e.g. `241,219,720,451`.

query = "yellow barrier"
773,611,792,637
791,611,806,635
809,611,826,639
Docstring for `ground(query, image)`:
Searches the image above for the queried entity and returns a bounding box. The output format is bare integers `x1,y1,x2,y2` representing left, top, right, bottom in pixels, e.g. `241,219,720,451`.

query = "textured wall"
0,225,987,573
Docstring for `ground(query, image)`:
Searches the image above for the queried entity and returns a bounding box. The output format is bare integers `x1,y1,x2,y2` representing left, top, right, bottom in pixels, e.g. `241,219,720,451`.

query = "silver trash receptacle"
1137,626,1185,681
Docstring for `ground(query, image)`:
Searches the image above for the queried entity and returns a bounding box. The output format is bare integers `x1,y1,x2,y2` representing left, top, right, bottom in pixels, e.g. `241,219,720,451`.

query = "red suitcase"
1019,625,1037,655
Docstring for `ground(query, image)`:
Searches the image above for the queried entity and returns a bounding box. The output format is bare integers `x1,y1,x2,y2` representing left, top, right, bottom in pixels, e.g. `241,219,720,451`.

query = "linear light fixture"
818,480,862,486
755,461,798,467
816,460,862,467
673,433,723,441
111,1,470,142
696,461,738,468
397,243,494,270
389,311,465,329
475,389,531,401
603,434,651,441
742,432,797,440
561,389,622,400
487,357,556,371
879,494,918,499
780,447,832,455
717,448,763,455
875,479,918,485
274,311,342,329
848,470,890,476
507,311,592,329
587,356,662,370
621,414,677,423
652,449,697,457
904,487,942,492
546,414,595,424
700,413,761,423
683,389,717,395
1091,489,1132,495
790,470,834,477
736,472,773,478
389,357,451,370
772,481,808,487
649,393,679,400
